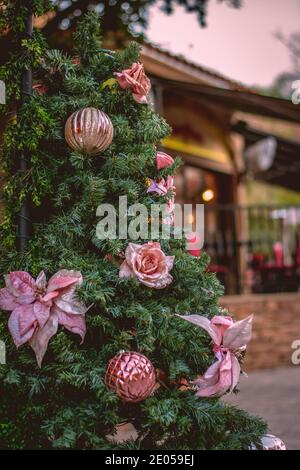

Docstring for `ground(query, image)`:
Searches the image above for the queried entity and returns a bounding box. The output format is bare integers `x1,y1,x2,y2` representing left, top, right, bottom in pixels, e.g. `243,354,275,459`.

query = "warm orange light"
187,213,194,224
202,189,214,202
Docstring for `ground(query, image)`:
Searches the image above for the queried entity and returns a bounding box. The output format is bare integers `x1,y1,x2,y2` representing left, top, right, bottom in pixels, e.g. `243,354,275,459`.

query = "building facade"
142,43,300,295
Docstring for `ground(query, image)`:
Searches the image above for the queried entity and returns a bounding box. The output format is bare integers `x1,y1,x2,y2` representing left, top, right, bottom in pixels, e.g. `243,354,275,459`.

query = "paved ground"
223,367,300,450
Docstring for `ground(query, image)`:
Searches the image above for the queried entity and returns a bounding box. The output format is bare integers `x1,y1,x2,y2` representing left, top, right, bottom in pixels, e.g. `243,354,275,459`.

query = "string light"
202,189,214,202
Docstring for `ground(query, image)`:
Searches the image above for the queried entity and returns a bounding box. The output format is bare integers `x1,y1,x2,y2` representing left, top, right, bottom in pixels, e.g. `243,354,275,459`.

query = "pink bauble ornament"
156,151,174,170
249,434,286,450
105,351,156,403
65,107,113,155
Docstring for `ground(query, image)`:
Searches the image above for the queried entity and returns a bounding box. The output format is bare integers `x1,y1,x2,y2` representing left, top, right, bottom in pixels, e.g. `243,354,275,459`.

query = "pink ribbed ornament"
105,351,156,403
65,107,113,155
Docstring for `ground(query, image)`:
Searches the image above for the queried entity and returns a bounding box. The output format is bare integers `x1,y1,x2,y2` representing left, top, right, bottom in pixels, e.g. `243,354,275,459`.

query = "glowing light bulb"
202,189,214,202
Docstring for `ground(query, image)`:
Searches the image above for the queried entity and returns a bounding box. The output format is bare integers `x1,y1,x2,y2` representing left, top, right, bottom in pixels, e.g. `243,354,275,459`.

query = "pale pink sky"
147,0,300,87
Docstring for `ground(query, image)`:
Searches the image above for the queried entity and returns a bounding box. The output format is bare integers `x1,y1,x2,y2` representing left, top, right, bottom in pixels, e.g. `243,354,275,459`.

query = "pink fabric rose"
156,151,174,170
0,270,88,366
114,62,151,104
177,314,253,397
147,176,175,196
119,242,175,289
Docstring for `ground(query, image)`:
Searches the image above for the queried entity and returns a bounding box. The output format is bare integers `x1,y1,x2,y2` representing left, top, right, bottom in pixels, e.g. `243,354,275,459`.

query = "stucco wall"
220,293,300,371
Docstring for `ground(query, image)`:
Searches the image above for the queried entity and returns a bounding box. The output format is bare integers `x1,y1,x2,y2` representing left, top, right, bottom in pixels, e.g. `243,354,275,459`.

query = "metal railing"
203,204,300,294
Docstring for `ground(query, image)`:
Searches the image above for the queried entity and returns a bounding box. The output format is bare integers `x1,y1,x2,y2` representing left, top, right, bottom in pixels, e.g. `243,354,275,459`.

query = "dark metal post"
18,9,33,251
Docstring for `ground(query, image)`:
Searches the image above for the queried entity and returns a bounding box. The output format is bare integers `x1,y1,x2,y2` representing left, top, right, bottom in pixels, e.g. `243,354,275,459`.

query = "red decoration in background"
273,242,284,267
105,351,156,403
251,252,266,268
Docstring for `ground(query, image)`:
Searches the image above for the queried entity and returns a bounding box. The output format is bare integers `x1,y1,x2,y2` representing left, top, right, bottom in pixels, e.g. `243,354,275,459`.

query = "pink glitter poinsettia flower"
147,175,175,196
177,314,253,397
119,242,175,289
114,62,151,104
156,151,174,170
0,270,88,367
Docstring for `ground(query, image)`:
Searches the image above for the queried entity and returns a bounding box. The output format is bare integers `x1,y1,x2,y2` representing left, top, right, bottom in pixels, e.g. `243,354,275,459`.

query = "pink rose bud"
156,151,174,170
72,56,81,65
186,233,201,257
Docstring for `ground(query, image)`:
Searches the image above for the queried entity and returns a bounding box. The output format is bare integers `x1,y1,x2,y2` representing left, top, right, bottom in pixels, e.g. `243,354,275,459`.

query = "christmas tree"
0,3,270,450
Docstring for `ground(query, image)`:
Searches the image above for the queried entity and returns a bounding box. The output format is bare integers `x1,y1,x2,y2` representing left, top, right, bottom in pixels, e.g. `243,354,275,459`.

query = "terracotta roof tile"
142,40,256,93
